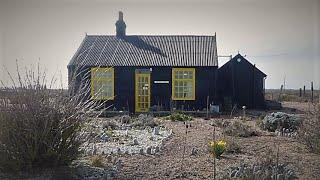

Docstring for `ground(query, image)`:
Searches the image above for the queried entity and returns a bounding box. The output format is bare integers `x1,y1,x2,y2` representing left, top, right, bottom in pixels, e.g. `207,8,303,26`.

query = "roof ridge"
86,34,216,37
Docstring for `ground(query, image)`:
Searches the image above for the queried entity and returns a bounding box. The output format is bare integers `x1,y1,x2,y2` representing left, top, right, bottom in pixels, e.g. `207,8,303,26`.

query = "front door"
135,70,151,112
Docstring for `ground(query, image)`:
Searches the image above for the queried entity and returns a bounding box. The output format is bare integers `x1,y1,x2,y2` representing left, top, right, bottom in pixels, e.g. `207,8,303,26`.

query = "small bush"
262,112,302,132
132,114,159,128
169,113,193,122
103,119,119,130
208,140,226,158
105,130,114,137
222,146,296,179
225,138,241,154
90,155,104,167
0,65,98,172
224,121,258,137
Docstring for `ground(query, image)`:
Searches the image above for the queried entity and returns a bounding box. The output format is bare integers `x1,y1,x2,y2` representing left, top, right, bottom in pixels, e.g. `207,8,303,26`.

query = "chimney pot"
115,11,126,37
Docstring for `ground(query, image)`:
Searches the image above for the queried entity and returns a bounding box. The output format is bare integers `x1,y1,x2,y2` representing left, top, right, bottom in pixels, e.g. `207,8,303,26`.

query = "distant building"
218,54,267,109
68,11,266,113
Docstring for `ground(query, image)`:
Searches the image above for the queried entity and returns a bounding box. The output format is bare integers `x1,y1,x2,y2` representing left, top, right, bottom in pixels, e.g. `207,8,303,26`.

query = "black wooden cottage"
217,54,267,110
68,12,266,113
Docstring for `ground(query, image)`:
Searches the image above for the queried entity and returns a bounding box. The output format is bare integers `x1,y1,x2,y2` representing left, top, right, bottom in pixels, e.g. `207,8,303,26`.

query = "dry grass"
0,64,105,172
298,104,320,154
90,155,105,167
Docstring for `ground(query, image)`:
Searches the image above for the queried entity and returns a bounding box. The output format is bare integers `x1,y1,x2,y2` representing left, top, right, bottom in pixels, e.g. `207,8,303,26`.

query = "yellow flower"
208,140,226,158
218,140,226,146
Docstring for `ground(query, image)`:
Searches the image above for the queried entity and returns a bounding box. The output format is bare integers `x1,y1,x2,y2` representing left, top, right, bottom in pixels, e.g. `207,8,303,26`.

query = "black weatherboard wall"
69,66,217,113
217,54,267,109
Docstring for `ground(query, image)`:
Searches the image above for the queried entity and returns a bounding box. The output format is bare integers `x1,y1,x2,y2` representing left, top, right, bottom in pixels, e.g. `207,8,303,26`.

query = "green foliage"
105,130,114,137
208,140,226,158
169,113,193,122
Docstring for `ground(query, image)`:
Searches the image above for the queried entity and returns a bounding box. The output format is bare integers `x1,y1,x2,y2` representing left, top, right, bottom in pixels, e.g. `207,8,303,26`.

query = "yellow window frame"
91,67,115,100
172,68,195,100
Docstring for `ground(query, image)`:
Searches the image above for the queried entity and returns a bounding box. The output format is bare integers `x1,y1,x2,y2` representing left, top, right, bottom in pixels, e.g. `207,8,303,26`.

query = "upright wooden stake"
303,86,306,97
299,88,302,97
311,81,314,103
275,144,280,180
181,123,188,175
213,126,216,180
279,85,283,101
206,95,209,119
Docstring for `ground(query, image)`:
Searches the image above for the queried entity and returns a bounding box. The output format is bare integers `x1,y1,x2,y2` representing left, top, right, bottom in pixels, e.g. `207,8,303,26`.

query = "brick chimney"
115,11,126,37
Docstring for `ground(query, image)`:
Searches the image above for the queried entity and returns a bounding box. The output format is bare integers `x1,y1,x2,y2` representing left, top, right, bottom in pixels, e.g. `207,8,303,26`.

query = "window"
91,67,114,100
172,68,195,100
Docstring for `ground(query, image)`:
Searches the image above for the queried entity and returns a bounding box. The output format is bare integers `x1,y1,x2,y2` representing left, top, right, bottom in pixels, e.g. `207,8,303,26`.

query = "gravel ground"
113,118,320,179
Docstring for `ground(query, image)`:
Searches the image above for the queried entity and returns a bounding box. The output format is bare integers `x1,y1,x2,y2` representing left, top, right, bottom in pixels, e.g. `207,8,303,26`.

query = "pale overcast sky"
0,0,319,89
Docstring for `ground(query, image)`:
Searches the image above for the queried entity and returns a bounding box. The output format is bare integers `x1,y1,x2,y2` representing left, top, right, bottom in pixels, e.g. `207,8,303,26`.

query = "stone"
92,144,97,155
153,126,160,135
255,170,262,176
107,155,112,162
133,138,139,145
235,170,241,177
115,160,122,170
230,170,238,178
146,147,152,155
155,146,160,153
253,165,260,173
191,147,198,155
120,115,131,124
139,148,144,155
100,133,109,142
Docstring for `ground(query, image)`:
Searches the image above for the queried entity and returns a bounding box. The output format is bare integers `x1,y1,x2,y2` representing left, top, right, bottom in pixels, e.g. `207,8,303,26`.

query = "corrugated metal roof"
68,35,218,67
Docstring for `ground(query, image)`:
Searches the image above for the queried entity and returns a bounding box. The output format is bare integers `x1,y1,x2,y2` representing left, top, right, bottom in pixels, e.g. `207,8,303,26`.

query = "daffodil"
208,140,226,158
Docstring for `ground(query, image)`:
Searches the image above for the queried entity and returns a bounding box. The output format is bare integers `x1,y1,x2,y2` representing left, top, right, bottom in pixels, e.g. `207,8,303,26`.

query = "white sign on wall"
154,81,169,84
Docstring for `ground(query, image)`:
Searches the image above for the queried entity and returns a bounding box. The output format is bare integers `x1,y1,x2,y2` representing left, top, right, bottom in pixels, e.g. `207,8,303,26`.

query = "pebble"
139,148,144,155
230,170,238,178
153,126,160,135
155,146,160,153
133,138,139,145
80,126,172,156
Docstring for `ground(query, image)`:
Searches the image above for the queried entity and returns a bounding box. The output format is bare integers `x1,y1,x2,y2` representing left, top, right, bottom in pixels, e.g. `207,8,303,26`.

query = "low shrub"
132,114,159,128
225,137,241,154
90,155,104,167
169,113,193,122
103,119,120,130
224,120,258,137
222,146,296,179
208,140,226,158
0,66,98,172
262,112,302,132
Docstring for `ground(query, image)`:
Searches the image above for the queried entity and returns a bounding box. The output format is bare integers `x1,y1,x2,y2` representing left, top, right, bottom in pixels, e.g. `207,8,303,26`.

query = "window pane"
172,68,195,100
91,68,114,99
